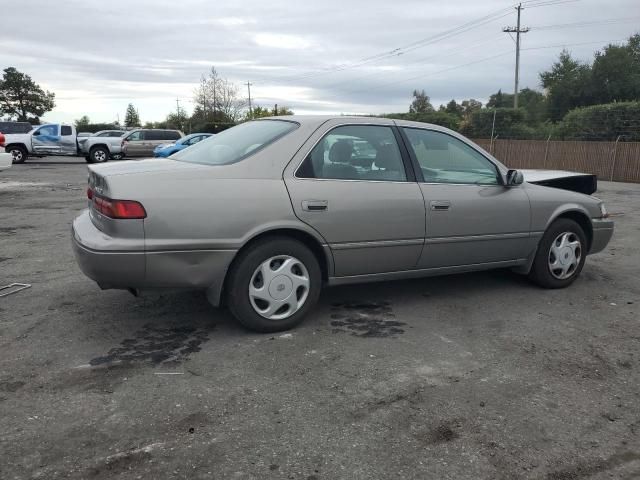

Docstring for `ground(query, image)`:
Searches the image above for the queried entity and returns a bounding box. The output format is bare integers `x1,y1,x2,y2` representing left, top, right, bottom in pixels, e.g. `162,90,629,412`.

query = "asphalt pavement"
1,156,639,479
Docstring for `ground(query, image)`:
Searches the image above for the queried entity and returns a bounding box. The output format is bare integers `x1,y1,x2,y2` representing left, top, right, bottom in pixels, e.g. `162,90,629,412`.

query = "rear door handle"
430,200,451,211
302,200,328,212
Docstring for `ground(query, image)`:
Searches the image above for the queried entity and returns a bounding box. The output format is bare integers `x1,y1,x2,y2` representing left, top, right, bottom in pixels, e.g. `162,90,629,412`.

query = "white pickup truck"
80,130,126,163
4,123,79,163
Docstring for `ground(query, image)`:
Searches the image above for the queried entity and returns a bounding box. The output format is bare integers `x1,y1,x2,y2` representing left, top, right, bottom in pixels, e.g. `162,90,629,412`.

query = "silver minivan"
122,129,183,157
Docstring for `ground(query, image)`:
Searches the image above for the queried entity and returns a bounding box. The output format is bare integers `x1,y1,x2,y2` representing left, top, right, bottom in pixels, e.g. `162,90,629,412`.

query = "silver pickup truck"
81,130,126,163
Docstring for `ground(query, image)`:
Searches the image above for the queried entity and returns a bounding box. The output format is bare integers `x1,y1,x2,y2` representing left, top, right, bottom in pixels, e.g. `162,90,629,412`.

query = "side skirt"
327,259,528,286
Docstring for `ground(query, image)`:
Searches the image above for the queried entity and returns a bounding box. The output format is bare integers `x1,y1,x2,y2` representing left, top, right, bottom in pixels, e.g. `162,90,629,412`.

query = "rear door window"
297,125,408,182
61,126,72,136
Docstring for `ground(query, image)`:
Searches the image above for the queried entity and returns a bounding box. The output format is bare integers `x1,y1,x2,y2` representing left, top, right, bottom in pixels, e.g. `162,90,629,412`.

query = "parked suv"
0,121,33,134
122,129,183,157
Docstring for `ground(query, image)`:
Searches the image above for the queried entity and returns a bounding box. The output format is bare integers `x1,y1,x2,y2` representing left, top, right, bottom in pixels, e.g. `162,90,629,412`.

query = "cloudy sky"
4,0,639,124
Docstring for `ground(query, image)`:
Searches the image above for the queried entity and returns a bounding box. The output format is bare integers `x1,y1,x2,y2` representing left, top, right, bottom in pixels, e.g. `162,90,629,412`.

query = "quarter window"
297,125,407,182
403,128,499,185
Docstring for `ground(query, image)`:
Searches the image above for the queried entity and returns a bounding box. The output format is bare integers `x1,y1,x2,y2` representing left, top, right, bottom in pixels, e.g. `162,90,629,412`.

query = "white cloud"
253,33,313,50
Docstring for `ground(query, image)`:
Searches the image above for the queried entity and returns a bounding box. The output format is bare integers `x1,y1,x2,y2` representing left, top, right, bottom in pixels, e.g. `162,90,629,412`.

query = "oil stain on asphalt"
329,301,406,338
89,323,211,366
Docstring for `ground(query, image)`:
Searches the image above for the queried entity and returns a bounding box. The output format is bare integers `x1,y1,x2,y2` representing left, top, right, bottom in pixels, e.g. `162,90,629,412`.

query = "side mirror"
506,169,524,186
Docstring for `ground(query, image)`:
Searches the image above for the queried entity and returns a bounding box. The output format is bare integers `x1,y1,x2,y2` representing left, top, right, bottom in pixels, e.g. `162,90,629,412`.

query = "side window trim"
398,127,504,186
294,123,414,182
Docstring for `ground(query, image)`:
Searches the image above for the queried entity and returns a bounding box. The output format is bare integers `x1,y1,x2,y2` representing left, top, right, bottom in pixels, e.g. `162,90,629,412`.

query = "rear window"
172,120,298,166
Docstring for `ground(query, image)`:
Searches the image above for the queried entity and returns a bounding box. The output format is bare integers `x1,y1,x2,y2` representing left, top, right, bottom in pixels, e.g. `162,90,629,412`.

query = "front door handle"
302,200,328,212
430,200,451,211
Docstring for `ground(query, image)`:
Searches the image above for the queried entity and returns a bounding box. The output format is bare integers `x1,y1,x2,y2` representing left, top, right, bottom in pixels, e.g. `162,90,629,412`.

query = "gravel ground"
1,156,639,480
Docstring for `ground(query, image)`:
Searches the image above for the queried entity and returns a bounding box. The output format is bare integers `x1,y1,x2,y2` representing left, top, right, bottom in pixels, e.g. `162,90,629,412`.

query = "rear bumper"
72,211,146,287
590,218,614,254
72,210,237,305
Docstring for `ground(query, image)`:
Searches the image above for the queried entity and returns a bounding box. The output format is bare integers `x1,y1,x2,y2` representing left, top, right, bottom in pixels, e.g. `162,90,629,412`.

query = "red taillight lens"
87,187,93,200
0,132,5,147
93,195,146,219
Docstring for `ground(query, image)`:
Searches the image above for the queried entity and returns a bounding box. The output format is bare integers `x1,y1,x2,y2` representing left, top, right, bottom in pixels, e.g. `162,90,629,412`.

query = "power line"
257,5,516,85
532,16,640,31
337,37,624,99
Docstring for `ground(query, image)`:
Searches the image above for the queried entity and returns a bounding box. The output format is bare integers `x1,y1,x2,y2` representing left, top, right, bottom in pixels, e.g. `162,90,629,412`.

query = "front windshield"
172,120,298,166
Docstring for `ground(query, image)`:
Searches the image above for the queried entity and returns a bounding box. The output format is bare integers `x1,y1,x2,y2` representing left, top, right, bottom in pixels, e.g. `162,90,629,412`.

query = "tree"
247,105,272,119
443,99,463,117
74,115,91,130
409,89,434,114
192,67,246,123
0,67,55,122
165,105,188,131
124,103,141,127
487,89,512,108
272,105,293,116
591,34,640,104
560,101,640,141
460,99,482,119
540,50,593,121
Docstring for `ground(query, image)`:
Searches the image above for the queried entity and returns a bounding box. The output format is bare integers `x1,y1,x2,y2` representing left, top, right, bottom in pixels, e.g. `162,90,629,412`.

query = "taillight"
0,132,5,147
92,194,146,219
87,187,93,200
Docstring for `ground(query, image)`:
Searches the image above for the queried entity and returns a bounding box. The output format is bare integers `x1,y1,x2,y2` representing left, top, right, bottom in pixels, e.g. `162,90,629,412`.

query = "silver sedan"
72,116,614,332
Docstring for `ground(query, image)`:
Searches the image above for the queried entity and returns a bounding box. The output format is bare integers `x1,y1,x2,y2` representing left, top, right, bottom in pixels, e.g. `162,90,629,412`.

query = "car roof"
261,115,453,133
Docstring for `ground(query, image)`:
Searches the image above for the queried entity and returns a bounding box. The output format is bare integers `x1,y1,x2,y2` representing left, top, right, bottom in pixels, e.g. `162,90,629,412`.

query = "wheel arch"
548,208,593,251
5,142,28,152
516,206,593,275
213,226,333,307
89,143,110,152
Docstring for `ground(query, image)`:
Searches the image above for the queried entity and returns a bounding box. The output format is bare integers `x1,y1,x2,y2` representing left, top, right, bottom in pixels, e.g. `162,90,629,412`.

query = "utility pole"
503,3,529,108
245,82,253,119
176,97,180,113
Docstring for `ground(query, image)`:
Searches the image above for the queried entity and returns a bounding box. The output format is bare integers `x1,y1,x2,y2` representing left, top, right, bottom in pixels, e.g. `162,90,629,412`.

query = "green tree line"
385,34,640,141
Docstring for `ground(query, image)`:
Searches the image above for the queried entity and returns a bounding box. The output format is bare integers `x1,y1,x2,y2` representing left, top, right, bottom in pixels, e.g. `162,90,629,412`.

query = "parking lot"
1,156,639,479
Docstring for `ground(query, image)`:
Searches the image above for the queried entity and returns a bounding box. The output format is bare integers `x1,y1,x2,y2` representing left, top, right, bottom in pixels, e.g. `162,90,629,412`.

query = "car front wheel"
529,218,587,288
226,237,322,332
88,146,109,163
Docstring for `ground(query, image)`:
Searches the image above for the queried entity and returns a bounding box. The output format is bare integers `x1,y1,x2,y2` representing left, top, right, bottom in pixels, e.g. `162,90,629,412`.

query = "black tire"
529,218,587,289
226,236,322,333
8,145,27,164
88,146,109,164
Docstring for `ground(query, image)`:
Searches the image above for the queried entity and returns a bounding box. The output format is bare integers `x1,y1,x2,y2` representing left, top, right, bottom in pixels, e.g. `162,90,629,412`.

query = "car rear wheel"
529,218,587,288
88,146,109,163
226,237,322,332
8,146,27,164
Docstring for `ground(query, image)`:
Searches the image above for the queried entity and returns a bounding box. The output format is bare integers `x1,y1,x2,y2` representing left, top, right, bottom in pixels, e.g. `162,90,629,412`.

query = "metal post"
610,135,622,181
490,109,497,153
543,134,551,168
246,82,253,119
